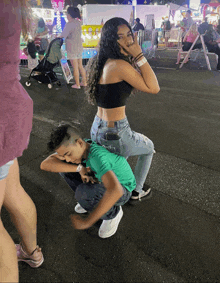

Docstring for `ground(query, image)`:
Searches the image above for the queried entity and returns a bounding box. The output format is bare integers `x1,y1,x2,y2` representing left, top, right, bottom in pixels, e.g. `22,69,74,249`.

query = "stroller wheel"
25,81,31,87
48,84,53,89
57,81,61,87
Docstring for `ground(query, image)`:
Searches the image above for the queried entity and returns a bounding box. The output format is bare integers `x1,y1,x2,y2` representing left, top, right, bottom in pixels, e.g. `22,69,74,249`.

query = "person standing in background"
0,1,44,282
35,17,49,61
183,10,194,31
132,18,145,32
198,17,209,35
60,7,87,89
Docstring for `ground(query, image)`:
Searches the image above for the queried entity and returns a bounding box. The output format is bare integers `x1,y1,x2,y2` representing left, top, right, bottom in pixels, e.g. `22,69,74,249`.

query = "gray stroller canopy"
47,38,63,64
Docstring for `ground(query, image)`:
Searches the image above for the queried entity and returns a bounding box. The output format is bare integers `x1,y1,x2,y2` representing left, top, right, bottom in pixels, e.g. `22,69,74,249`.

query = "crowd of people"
164,10,220,71
1,1,160,282
181,16,220,71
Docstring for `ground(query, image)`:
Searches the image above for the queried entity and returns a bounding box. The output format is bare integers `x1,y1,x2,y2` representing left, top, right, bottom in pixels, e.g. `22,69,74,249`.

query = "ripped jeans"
90,115,155,193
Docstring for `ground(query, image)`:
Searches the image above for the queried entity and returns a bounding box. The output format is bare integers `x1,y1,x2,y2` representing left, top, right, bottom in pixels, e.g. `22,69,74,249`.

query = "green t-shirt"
84,140,136,192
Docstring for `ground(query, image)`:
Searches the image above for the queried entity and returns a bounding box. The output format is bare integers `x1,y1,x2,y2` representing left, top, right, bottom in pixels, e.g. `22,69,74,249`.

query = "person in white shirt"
60,7,87,89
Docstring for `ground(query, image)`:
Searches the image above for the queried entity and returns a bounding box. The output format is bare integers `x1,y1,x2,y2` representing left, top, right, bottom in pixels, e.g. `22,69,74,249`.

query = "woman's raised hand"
117,32,142,58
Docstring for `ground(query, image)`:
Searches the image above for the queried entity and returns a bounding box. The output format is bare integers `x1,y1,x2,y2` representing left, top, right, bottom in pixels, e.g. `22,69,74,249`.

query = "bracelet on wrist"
136,57,148,67
135,54,144,63
76,164,83,172
134,52,143,62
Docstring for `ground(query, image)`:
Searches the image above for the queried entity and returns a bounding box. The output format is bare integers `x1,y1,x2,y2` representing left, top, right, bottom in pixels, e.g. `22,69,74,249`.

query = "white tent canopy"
169,3,197,11
169,3,189,11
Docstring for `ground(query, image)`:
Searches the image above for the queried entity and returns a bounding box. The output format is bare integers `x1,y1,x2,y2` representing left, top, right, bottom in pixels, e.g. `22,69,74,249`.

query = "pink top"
0,1,33,167
185,31,198,43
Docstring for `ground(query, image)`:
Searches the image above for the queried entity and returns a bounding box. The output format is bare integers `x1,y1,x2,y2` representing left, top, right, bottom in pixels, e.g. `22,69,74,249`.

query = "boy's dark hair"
47,123,81,152
67,7,81,19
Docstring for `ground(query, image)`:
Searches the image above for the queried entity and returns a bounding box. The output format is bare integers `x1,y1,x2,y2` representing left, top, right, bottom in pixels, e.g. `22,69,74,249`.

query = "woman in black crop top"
85,17,160,201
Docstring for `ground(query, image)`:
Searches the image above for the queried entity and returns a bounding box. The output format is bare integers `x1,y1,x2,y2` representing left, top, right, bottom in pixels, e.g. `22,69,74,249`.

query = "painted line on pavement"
33,115,81,125
33,115,57,125
155,67,176,70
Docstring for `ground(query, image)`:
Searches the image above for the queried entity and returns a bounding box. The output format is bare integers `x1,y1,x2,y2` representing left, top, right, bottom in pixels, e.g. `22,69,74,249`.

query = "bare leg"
0,175,18,282
70,59,80,87
77,58,87,86
3,159,41,259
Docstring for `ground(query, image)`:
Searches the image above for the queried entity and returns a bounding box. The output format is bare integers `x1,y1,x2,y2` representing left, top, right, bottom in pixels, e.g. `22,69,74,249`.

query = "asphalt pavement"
2,49,220,282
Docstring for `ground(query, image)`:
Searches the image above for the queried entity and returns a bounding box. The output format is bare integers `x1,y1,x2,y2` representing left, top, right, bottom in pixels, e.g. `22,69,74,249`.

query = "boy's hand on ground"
70,214,92,230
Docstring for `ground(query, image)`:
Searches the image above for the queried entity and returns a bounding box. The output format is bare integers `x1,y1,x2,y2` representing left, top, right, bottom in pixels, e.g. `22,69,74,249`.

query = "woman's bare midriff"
96,106,126,122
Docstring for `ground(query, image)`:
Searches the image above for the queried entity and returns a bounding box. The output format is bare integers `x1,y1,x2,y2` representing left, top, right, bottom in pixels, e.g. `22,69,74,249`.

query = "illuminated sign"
190,0,200,10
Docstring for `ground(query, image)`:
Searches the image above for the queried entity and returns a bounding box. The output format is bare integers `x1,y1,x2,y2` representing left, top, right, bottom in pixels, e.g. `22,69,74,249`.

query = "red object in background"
201,3,220,19
34,37,41,48
23,47,28,56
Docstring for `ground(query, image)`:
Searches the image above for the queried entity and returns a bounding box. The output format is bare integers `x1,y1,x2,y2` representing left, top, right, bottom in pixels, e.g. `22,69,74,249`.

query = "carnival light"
51,0,65,33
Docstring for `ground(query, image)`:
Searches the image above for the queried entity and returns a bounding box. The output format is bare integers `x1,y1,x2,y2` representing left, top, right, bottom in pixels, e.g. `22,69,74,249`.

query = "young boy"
40,123,136,238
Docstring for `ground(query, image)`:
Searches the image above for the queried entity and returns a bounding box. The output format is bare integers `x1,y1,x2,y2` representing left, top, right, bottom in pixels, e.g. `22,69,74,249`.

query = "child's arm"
40,153,80,173
71,170,124,230
40,153,95,183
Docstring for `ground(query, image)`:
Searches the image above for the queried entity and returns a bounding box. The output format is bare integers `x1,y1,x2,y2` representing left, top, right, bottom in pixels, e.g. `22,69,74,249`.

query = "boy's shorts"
0,160,14,180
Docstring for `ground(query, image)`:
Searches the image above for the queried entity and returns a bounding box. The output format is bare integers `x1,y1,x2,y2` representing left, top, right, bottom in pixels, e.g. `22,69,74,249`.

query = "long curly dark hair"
85,17,135,105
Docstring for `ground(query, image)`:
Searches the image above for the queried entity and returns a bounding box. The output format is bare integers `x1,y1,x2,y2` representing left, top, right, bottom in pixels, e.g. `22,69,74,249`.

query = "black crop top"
95,81,133,109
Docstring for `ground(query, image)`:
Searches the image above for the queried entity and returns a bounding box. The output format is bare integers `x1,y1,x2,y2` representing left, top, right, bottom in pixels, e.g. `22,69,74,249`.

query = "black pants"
182,42,202,51
206,43,220,70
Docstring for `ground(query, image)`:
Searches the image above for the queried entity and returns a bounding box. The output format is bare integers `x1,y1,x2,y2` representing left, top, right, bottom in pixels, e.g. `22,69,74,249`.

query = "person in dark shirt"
216,19,220,35
132,18,144,32
198,17,209,35
204,24,220,71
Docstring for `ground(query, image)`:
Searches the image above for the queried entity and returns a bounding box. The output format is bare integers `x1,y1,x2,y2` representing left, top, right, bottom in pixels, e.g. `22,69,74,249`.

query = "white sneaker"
74,203,87,214
98,207,123,238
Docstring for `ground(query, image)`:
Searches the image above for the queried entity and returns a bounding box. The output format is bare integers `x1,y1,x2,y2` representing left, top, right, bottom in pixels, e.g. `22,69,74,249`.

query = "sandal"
16,243,44,268
80,83,87,87
71,84,81,89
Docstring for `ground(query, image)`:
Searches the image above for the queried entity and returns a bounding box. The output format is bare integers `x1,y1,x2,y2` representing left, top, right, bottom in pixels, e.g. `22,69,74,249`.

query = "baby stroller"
25,38,63,89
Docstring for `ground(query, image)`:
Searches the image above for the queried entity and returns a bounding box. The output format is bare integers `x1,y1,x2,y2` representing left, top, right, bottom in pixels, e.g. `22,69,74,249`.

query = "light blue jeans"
0,160,14,180
90,115,155,193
